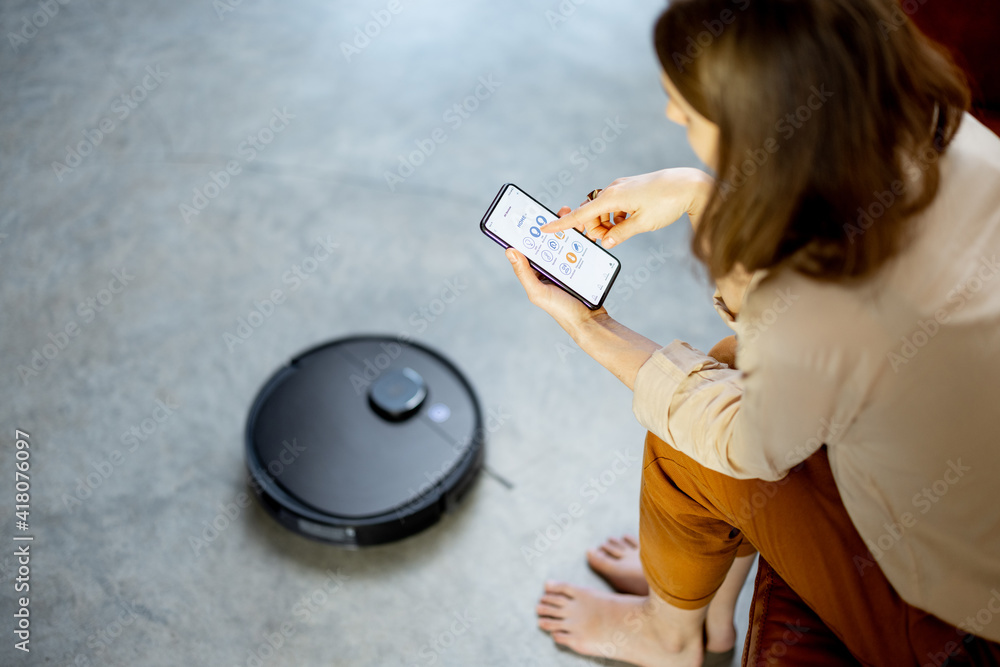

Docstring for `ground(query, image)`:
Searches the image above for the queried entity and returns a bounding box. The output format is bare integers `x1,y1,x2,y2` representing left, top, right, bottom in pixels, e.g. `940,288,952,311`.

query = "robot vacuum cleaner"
245,336,484,547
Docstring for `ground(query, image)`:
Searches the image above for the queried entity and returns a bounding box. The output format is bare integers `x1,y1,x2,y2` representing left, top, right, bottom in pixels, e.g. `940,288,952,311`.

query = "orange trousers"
639,432,1000,665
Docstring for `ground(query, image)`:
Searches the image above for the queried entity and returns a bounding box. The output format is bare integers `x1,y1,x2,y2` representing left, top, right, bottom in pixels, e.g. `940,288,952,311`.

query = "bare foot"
586,536,753,655
587,534,650,596
536,581,703,667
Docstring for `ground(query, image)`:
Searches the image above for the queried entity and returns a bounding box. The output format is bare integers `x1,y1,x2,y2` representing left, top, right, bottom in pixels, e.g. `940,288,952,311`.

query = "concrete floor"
0,0,753,665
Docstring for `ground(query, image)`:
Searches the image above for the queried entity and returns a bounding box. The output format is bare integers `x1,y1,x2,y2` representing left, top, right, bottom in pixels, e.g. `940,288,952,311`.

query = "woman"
506,0,1000,664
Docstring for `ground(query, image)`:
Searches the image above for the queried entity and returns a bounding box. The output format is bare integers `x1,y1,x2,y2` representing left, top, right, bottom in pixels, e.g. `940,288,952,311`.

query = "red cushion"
906,0,1000,123
742,558,861,666
976,111,1000,139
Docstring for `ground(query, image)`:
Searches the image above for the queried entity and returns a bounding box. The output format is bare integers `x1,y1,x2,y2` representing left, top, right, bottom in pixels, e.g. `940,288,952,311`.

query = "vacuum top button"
368,367,427,421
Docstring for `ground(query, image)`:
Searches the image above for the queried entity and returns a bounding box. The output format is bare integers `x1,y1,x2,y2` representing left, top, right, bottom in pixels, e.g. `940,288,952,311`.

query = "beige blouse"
632,113,1000,641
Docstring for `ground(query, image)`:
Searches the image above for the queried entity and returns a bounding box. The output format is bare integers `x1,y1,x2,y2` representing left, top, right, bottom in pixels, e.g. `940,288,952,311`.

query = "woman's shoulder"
734,272,868,384
949,113,1000,174
742,116,1000,347
740,269,875,345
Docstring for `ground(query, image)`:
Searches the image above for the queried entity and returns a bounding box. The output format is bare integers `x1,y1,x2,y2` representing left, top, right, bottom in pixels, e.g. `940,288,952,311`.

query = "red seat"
907,0,1000,135
742,558,862,666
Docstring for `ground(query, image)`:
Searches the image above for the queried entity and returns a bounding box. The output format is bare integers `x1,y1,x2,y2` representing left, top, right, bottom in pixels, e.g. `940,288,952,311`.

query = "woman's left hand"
506,207,606,333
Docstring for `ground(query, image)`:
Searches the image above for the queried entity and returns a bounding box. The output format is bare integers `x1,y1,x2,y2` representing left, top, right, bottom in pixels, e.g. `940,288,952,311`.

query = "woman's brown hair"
654,0,970,282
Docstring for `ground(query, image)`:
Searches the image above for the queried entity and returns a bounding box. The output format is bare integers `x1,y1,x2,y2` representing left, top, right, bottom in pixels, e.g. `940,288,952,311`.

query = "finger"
506,249,543,300
623,534,639,548
559,205,587,232
557,205,590,234
599,212,648,249
585,223,614,244
540,195,627,234
540,201,602,234
577,211,615,242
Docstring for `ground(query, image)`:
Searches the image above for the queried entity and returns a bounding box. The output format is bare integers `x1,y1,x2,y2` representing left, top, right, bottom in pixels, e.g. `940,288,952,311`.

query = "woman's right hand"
540,167,715,249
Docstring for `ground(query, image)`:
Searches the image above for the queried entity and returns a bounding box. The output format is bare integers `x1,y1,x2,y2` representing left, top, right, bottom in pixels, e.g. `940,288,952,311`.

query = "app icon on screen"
483,184,619,309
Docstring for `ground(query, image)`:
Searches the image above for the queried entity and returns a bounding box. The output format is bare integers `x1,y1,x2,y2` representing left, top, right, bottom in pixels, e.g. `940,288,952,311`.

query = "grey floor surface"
0,1,754,665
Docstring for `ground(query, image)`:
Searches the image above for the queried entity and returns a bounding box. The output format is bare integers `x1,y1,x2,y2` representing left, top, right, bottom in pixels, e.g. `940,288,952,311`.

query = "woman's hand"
506,206,606,335
540,168,715,249
507,209,665,390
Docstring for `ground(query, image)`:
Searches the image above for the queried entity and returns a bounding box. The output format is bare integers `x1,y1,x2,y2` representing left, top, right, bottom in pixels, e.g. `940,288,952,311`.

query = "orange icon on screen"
554,231,565,240
566,252,578,263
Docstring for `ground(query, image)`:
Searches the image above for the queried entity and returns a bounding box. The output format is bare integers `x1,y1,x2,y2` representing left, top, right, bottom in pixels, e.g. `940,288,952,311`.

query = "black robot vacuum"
245,336,484,547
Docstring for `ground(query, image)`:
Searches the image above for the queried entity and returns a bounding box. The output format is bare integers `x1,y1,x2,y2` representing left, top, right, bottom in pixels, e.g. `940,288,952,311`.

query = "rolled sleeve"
632,340,789,481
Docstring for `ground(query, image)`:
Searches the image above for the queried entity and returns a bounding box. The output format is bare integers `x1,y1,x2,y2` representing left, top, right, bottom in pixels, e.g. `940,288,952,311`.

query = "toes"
537,616,566,633
549,629,574,647
536,594,567,619
538,594,566,609
544,581,576,598
535,602,564,619
586,548,609,566
622,534,639,549
601,543,625,558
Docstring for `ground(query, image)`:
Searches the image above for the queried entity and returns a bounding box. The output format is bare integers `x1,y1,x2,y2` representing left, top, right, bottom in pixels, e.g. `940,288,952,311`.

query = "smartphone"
480,183,621,310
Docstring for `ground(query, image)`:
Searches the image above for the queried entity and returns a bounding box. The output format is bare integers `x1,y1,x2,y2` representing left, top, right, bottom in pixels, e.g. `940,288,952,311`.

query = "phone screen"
480,183,620,309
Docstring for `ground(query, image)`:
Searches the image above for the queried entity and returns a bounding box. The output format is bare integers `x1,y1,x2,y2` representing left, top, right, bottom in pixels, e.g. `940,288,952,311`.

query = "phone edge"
479,183,620,310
